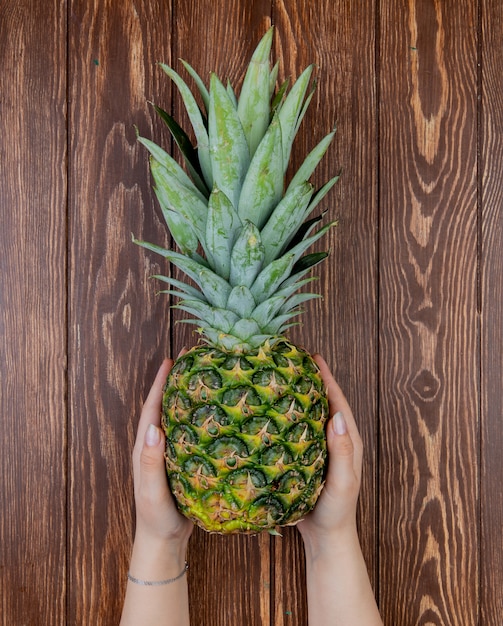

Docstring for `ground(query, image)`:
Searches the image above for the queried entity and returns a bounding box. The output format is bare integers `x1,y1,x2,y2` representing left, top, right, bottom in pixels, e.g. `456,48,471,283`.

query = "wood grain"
68,1,175,623
378,0,479,623
187,531,271,626
3,0,503,624
0,1,67,624
481,0,503,622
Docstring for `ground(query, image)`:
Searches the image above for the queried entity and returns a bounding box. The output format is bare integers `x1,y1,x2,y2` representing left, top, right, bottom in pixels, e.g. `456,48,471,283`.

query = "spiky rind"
162,338,328,533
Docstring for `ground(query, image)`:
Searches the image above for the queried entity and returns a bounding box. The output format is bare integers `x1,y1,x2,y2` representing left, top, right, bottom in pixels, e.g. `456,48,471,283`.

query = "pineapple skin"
162,337,328,534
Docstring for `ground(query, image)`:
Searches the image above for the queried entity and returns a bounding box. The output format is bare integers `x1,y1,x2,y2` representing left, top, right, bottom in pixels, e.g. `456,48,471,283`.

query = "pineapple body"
135,27,339,533
163,338,328,533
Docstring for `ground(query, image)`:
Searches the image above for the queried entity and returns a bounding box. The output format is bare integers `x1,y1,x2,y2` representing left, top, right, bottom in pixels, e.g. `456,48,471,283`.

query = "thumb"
326,412,356,488
139,424,166,482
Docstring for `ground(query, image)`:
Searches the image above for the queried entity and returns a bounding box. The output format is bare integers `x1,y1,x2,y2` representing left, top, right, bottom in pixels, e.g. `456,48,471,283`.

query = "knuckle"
140,447,160,470
336,436,354,457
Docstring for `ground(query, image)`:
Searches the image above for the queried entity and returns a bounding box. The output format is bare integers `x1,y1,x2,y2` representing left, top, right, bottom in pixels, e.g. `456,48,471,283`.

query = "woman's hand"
120,359,193,626
132,358,193,546
297,354,363,549
296,355,383,625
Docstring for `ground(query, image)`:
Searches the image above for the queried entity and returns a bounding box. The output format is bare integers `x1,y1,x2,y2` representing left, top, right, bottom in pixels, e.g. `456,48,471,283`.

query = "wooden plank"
67,1,175,622
187,532,272,625
4,2,503,624
165,3,274,623
0,1,67,624
378,0,479,623
480,0,503,622
272,1,379,622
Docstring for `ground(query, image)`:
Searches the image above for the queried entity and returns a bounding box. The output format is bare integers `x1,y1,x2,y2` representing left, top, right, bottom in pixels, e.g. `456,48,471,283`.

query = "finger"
137,424,170,505
314,354,352,418
314,354,363,478
135,358,173,451
327,411,360,493
329,413,355,472
142,358,173,414
314,355,362,440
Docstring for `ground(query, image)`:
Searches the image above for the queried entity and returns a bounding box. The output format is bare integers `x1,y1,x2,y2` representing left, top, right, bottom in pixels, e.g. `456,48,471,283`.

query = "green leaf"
284,171,341,254
209,73,250,209
226,285,256,318
150,158,209,253
174,300,238,333
155,206,200,259
237,115,284,229
284,212,326,252
271,77,289,116
153,105,209,197
286,128,336,193
263,310,303,335
237,27,274,157
250,253,296,303
278,262,321,294
277,64,314,171
307,174,341,215
180,59,210,114
250,295,286,328
226,80,238,108
230,318,263,341
196,325,260,351
293,78,316,137
159,63,213,189
198,326,231,348
269,61,279,98
133,237,209,287
198,268,232,309
206,187,242,280
260,182,314,264
287,221,336,264
280,292,321,314
274,276,318,301
152,275,205,301
158,289,193,301
137,134,199,195
291,251,329,276
229,221,265,288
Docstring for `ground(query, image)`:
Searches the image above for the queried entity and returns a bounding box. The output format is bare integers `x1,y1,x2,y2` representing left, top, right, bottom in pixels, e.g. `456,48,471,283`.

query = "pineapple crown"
134,27,339,351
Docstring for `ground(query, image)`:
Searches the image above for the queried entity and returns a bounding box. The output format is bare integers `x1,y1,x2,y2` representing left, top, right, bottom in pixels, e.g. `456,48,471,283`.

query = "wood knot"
411,369,440,402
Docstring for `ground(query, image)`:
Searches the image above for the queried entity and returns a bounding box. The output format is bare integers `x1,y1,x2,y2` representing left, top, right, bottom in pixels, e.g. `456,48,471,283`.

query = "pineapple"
135,27,339,533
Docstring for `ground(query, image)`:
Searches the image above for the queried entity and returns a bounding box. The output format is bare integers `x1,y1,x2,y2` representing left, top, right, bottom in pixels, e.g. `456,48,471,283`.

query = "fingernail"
333,412,347,435
145,424,161,447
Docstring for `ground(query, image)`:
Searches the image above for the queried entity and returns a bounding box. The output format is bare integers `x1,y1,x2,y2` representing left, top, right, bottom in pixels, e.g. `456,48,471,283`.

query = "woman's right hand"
132,358,193,546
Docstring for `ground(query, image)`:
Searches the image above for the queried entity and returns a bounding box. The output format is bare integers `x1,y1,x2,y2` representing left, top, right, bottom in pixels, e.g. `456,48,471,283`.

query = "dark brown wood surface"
481,0,503,623
378,1,480,624
0,1,68,624
1,1,502,624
